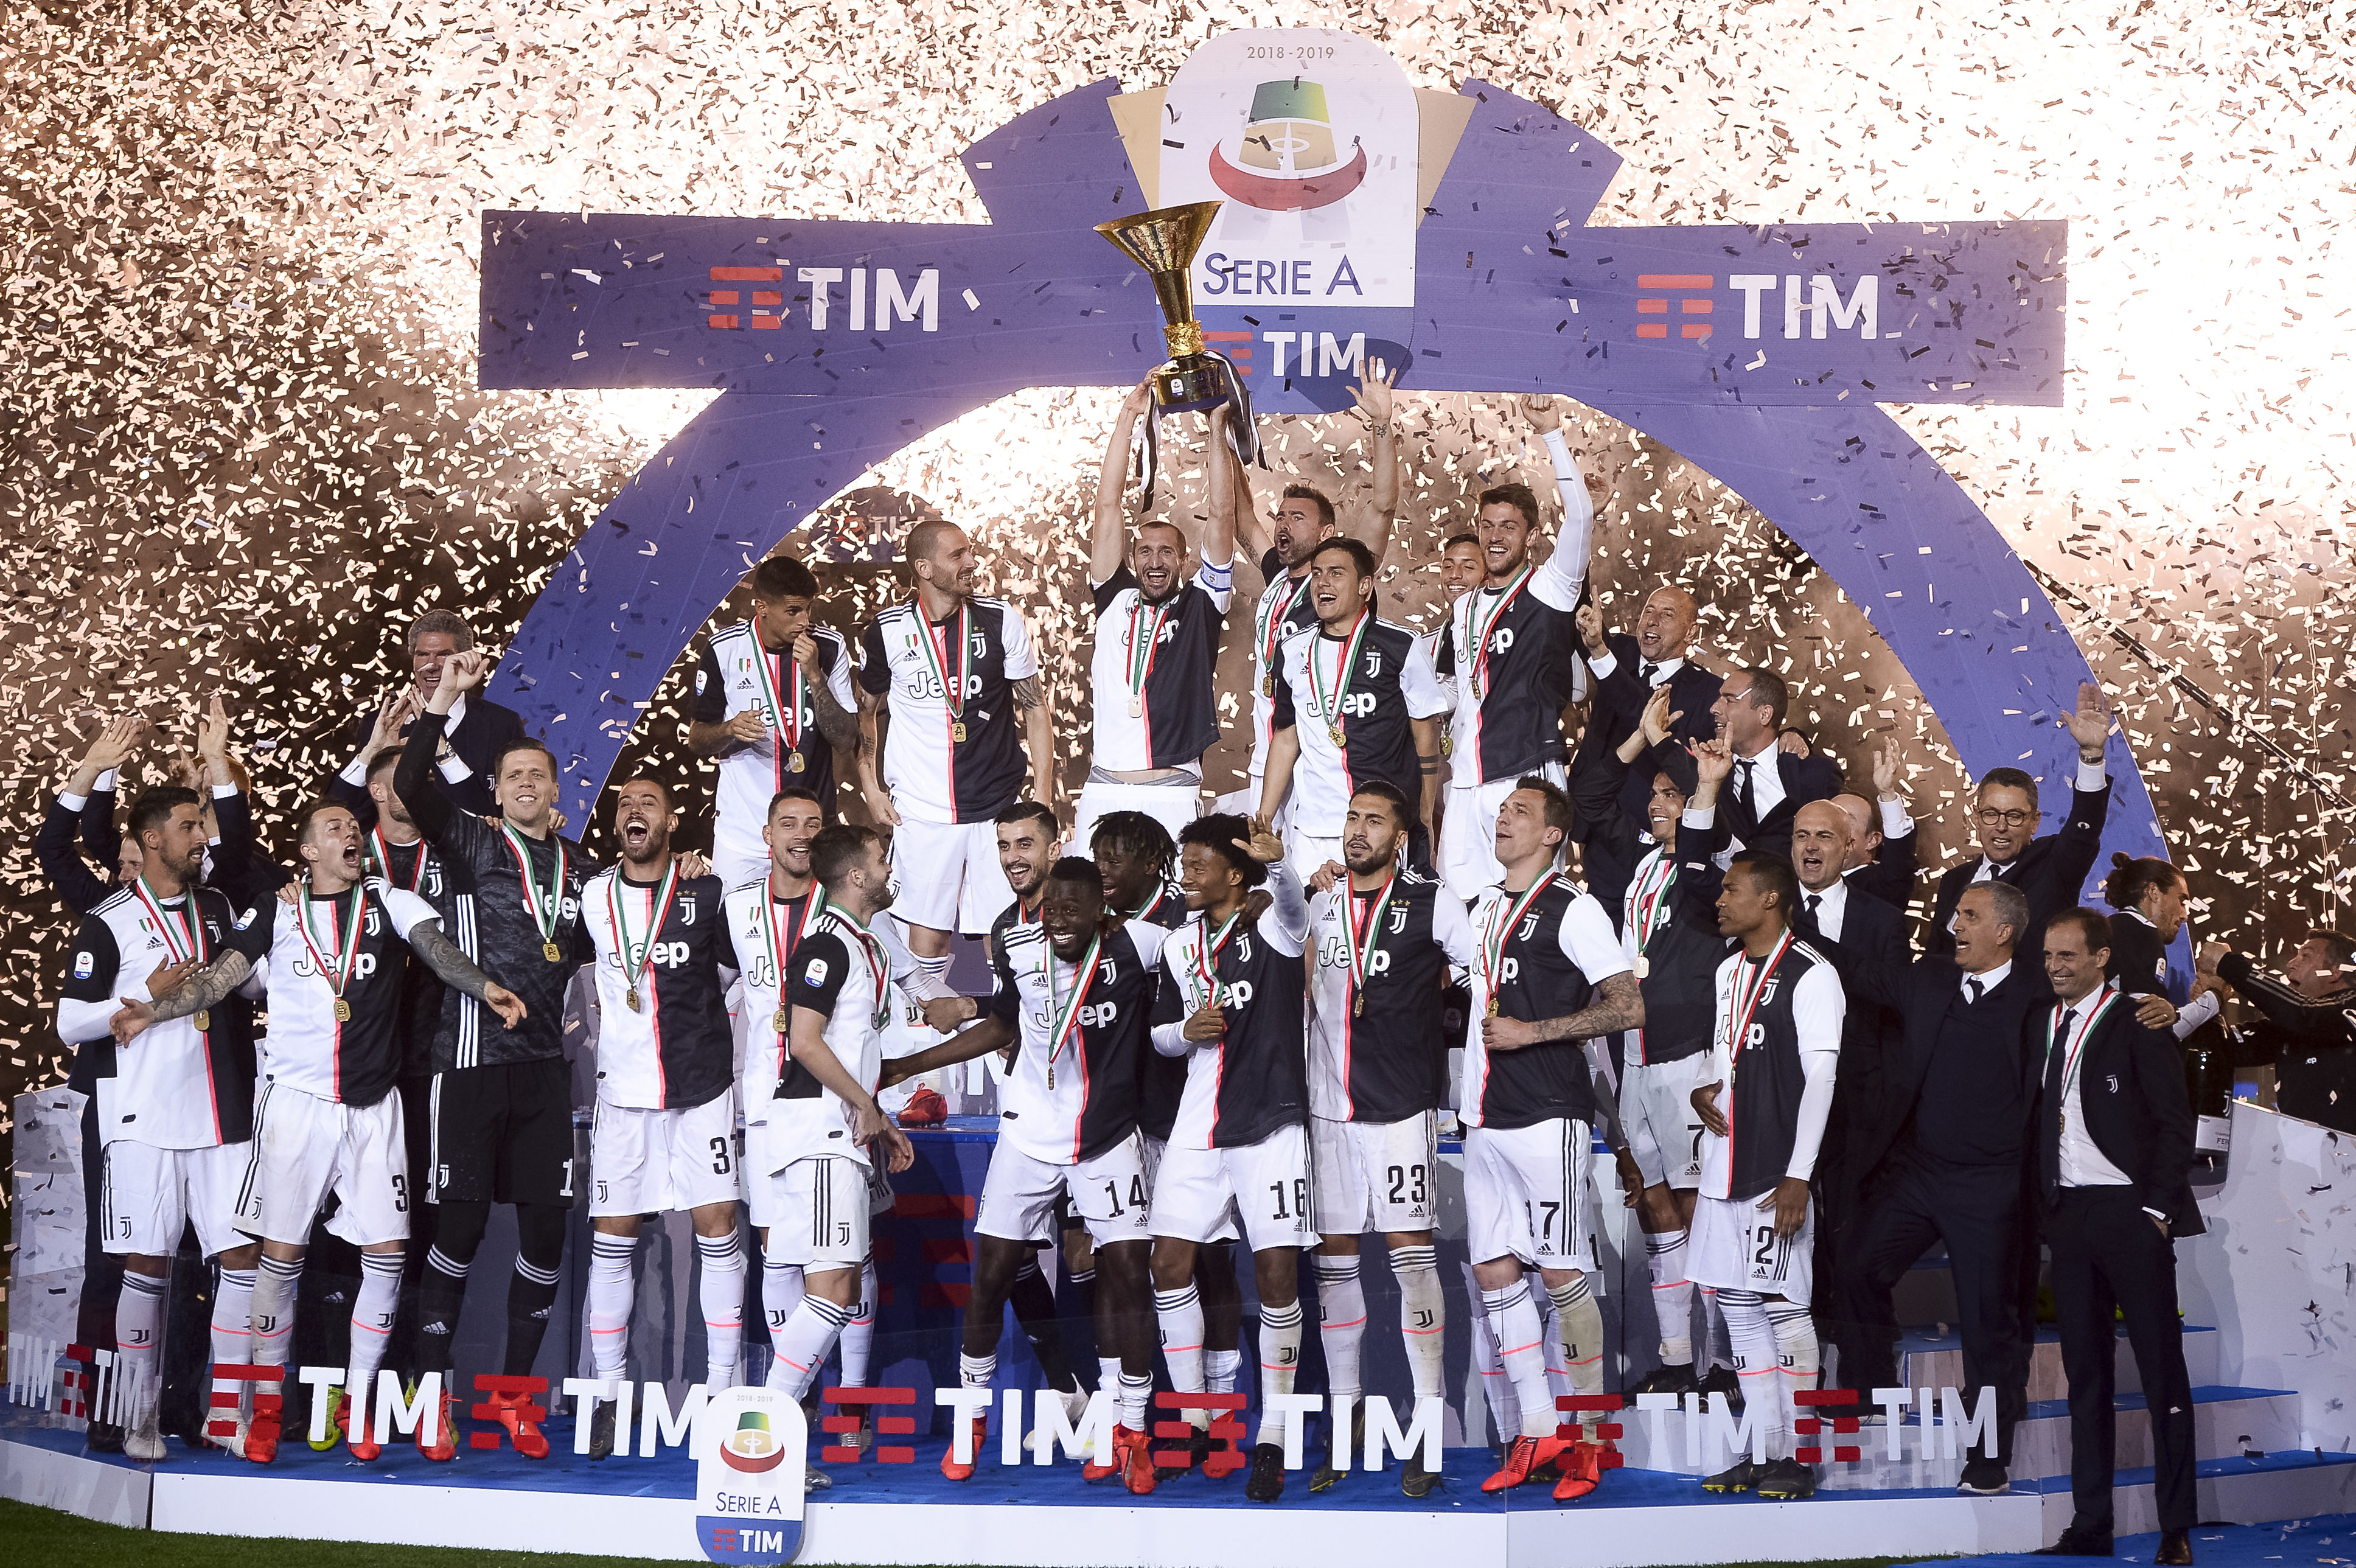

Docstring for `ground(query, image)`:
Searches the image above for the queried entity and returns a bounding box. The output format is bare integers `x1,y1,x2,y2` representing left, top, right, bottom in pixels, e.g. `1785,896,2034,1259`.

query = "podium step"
1897,1322,2219,1403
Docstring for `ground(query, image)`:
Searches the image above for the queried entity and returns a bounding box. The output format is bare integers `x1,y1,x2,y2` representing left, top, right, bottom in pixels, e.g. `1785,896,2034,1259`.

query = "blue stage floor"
1904,1510,2356,1568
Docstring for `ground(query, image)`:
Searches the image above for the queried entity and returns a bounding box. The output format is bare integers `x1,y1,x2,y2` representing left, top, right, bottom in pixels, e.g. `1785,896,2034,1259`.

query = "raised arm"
401,649,490,844
1518,396,1597,608
1091,378,1154,585
1202,403,1239,571
1340,360,1401,568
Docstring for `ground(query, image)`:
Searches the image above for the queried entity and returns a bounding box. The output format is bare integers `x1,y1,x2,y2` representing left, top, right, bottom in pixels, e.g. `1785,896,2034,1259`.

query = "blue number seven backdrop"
476,75,2162,887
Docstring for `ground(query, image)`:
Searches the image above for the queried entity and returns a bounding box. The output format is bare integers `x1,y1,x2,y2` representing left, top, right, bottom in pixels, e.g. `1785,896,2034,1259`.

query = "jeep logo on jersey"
618,940,695,970
1222,980,1256,1009
296,951,380,982
1076,1000,1120,1030
1496,956,1521,985
1487,626,1515,655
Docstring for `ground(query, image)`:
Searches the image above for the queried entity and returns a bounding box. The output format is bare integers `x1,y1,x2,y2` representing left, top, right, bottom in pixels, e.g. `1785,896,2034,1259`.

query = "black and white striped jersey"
860,596,1038,823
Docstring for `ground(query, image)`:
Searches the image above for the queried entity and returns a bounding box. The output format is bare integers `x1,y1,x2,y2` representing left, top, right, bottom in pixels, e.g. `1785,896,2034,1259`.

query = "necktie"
1640,660,1661,686
1804,893,1822,921
2044,1008,2074,1190
1734,759,1755,807
1965,977,1985,1005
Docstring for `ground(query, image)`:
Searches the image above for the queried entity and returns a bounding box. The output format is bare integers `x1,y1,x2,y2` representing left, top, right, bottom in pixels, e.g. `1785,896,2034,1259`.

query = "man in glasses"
1925,683,2114,965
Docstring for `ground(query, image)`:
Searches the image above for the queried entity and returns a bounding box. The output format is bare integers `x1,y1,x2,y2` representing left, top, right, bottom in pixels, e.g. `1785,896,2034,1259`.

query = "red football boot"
940,1415,989,1481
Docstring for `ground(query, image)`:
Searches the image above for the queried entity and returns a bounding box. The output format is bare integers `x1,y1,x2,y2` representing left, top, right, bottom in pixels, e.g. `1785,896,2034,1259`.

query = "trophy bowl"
1096,200,1233,413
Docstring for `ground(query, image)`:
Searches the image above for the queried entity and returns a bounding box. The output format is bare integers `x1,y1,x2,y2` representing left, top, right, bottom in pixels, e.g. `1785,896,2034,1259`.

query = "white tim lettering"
876,268,939,332
1783,274,1804,340
1809,274,1878,339
798,267,844,330
850,267,867,331
1706,1388,1769,1465
1727,275,1778,340
1364,1394,1443,1472
640,1380,707,1455
1263,331,1295,377
1319,331,1365,378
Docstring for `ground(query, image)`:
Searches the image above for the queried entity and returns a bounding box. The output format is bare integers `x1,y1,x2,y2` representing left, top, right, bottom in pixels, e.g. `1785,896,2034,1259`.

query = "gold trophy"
1095,200,1232,413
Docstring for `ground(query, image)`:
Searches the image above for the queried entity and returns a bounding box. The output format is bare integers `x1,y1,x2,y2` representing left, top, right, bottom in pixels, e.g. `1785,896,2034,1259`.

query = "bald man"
1787,799,1910,1392
1573,589,1720,825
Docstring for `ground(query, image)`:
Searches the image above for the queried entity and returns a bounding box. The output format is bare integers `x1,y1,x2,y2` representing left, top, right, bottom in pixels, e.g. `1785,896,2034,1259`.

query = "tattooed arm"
1012,672,1054,807
1480,971,1646,1051
408,920,529,1030
110,952,255,1042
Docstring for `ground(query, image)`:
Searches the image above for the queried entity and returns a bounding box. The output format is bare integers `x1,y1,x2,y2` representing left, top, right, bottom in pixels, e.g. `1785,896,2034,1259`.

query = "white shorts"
101,1139,253,1260
1141,1134,1236,1243
1688,1188,1814,1306
887,817,1015,936
1213,776,1288,834
716,846,775,897
237,1082,409,1248
1311,1112,1440,1236
1623,1055,1710,1191
1072,778,1200,849
1286,831,1344,887
1440,762,1567,904
978,1134,1152,1247
1464,1118,1595,1273
1149,1124,1311,1252
589,1092,742,1218
758,1155,871,1270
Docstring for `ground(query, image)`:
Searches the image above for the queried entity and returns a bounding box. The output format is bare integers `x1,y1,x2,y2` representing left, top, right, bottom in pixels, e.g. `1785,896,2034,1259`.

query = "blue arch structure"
478,76,2158,894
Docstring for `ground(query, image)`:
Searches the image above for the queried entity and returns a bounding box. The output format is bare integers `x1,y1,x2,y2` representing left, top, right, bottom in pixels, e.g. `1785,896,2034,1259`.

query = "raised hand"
196,695,232,779
1120,374,1155,420
364,692,416,758
1692,736,1734,786
1777,730,1813,759
1639,684,1682,748
1514,394,1563,435
1306,859,1347,895
1573,602,1608,659
2066,681,2113,762
1872,740,1901,801
440,649,491,699
1240,817,1285,866
1347,358,1398,428
83,714,147,773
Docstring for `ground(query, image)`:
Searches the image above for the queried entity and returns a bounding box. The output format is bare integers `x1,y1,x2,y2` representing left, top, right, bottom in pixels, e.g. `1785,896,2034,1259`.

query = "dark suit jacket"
1654,742,1842,863
33,796,112,915
327,695,526,829
2034,995,2202,1235
1825,945,2051,1183
1925,778,2110,961
1846,824,1918,920
1796,886,1909,1193
2104,910,2175,1000
1570,634,1719,826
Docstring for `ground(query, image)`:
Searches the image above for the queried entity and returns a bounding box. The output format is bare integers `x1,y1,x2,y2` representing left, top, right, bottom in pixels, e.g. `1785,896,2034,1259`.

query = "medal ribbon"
1305,606,1373,745
131,876,204,966
368,829,427,891
824,906,891,1028
751,617,805,758
1042,926,1106,1078
294,885,365,1006
1344,872,1399,1009
497,822,568,948
914,601,967,722
1256,574,1313,678
1625,847,1678,954
2048,982,2123,1106
1464,565,1534,698
1723,931,1797,1075
1125,594,1173,709
1189,908,1246,1011
1479,877,1555,1005
607,859,684,997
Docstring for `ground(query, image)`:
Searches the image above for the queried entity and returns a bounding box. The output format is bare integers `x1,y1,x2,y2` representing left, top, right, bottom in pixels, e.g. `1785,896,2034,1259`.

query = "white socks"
762,1254,806,1379
1482,1281,1558,1440
697,1235,745,1389
1549,1274,1605,1397
1154,1284,1205,1392
838,1257,876,1387
117,1269,167,1417
1768,1299,1819,1455
1312,1255,1366,1403
1704,1285,1735,1371
1253,1299,1304,1448
1391,1244,1446,1399
1469,1281,1521,1441
1205,1347,1241,1395
587,1234,638,1381
1117,1370,1152,1432
1645,1230,1695,1366
958,1352,997,1391
770,1295,854,1399
249,1253,303,1369
211,1264,256,1412
349,1252,403,1389
1716,1288,1783,1458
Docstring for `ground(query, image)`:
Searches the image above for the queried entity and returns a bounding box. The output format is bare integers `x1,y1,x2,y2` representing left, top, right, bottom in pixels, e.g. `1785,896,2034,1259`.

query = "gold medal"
1047,1064,1055,1091
194,1009,211,1033
1328,725,1346,748
1263,674,1275,697
1441,735,1454,758
951,722,967,743
1127,695,1143,719
1353,995,1365,1017
545,941,563,963
626,987,642,1012
773,1008,788,1031
1486,997,1500,1017
787,751,806,773
333,999,352,1022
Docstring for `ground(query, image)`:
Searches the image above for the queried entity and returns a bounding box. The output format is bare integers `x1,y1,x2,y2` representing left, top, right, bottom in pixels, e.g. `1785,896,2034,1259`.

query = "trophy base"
1152,355,1231,414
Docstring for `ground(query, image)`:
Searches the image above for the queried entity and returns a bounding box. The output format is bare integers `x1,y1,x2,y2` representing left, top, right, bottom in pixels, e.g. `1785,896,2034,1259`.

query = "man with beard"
1256,537,1448,880
2201,929,2356,1134
1568,688,1736,1402
1149,814,1312,1502
396,648,598,1459
1222,368,1400,823
109,801,523,1463
857,521,1054,988
1303,781,1477,1498
1570,593,1721,825
1431,398,1598,901
884,858,1171,1493
576,779,742,1457
331,609,526,829
691,556,861,880
1077,389,1239,843
761,826,916,1402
